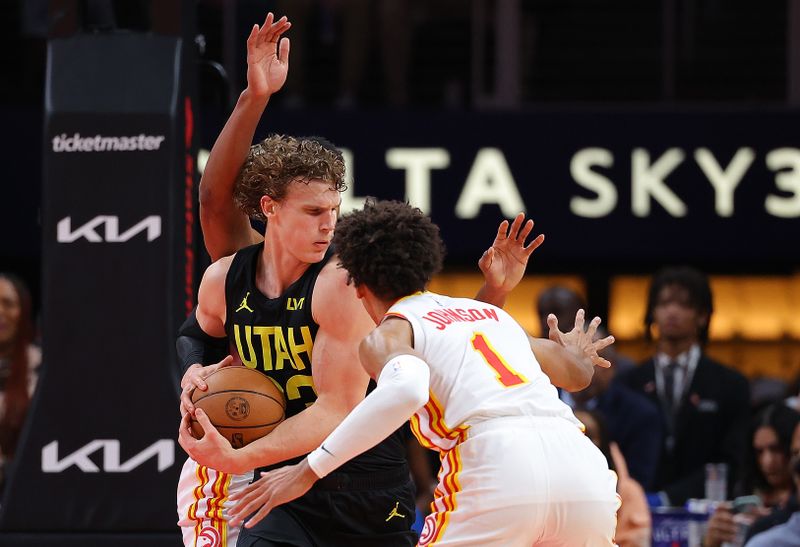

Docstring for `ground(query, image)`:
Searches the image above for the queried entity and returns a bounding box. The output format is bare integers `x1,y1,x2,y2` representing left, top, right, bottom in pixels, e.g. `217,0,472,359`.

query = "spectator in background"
740,404,800,507
703,403,800,546
0,273,40,493
537,286,662,489
618,266,751,507
576,409,651,547
744,421,800,547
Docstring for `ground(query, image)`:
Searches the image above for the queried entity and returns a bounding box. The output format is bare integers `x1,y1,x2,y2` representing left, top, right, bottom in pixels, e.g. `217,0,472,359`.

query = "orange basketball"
190,366,286,448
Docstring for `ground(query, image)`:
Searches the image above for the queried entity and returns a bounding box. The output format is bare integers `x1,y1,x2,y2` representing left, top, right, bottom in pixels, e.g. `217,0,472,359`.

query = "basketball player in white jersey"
201,200,621,546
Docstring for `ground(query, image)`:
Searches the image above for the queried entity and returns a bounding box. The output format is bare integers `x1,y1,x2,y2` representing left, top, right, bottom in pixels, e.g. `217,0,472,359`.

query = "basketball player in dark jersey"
177,14,543,547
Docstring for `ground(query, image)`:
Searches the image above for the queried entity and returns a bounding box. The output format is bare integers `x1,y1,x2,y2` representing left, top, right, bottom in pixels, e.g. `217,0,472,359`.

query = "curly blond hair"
234,134,347,221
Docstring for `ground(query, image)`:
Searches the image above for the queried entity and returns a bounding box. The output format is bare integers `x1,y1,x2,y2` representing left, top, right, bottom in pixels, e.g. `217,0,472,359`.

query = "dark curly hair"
333,200,445,301
644,266,713,345
234,134,347,221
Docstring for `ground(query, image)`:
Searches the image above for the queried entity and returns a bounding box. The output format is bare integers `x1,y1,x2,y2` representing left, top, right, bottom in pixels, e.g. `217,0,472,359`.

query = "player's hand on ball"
179,355,234,416
229,459,319,528
548,309,615,369
178,408,240,474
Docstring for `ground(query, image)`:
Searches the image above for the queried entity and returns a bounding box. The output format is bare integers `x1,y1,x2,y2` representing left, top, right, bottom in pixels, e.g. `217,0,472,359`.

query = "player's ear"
260,195,277,217
354,284,365,300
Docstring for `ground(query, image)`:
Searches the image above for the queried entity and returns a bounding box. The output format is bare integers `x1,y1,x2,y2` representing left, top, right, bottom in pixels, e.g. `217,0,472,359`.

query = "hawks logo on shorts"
418,514,438,546
197,525,221,547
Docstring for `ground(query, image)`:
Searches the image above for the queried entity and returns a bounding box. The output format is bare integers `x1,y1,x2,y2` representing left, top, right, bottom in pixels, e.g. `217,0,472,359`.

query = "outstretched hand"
246,13,291,97
547,309,615,369
478,213,544,294
229,459,319,528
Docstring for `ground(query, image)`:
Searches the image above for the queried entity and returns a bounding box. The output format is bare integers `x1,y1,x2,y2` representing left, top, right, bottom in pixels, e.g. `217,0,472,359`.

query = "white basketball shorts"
418,415,620,547
176,456,253,547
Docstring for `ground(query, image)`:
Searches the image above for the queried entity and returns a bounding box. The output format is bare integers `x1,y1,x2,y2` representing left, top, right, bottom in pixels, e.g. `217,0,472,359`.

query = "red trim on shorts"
189,464,209,541
427,443,464,545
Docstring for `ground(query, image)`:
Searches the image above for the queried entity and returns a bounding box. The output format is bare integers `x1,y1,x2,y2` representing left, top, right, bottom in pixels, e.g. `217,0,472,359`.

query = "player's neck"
359,288,395,324
257,242,311,299
371,300,394,324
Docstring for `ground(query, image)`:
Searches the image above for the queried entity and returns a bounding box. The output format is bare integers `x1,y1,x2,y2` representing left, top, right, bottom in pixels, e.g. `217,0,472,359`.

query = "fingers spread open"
586,315,601,338
246,24,259,45
593,335,615,352
506,213,524,239
516,218,534,242
573,309,586,332
494,219,509,241
547,313,561,342
478,247,494,272
592,356,612,368
524,233,545,255
261,12,274,35
278,36,291,63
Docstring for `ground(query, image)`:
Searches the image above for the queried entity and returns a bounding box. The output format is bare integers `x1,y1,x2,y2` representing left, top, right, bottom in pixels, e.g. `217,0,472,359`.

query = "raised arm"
200,13,291,260
530,309,615,391
475,213,544,308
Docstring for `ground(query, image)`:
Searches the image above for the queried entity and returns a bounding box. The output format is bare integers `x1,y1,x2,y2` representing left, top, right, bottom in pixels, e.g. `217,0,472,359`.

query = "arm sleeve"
175,306,229,374
306,354,430,478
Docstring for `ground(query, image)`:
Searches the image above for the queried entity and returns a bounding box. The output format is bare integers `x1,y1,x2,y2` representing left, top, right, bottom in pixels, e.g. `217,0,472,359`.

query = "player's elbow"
198,173,214,208
380,355,430,412
398,378,430,411
198,172,232,214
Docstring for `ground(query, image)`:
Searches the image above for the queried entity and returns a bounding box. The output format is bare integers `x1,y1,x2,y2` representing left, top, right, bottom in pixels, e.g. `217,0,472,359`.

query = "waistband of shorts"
467,415,581,437
314,463,410,491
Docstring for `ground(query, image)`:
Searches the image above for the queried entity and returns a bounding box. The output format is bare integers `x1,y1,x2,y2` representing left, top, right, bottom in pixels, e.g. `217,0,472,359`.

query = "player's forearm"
200,90,269,204
233,395,353,473
474,283,507,309
199,90,270,259
529,337,593,391
307,355,430,478
176,307,228,373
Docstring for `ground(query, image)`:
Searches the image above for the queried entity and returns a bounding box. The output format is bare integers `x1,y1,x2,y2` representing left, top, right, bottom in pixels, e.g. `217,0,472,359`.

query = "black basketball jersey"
224,243,407,474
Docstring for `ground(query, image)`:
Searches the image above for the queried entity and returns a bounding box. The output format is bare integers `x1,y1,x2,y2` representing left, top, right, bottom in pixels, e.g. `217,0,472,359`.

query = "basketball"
190,366,286,449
